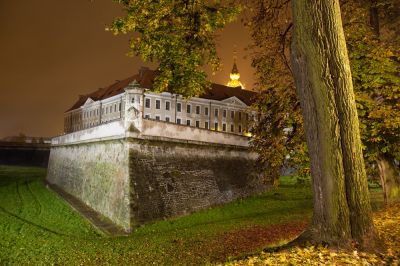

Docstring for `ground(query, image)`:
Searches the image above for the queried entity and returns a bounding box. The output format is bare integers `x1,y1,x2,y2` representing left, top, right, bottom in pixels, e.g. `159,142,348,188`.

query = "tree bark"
377,154,400,205
290,0,381,251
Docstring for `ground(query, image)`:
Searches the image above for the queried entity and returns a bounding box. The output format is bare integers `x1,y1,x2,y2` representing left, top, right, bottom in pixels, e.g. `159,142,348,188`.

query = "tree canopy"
109,0,240,97
249,0,400,188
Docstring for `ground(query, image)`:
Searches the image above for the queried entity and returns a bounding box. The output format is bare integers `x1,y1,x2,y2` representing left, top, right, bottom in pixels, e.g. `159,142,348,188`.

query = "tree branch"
280,22,293,75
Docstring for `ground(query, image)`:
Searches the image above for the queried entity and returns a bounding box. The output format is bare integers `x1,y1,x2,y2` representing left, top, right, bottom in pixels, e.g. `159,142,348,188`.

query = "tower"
226,49,245,89
124,80,144,132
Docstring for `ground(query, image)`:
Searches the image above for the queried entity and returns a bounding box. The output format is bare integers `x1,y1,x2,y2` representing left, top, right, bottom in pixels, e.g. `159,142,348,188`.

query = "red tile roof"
66,68,257,112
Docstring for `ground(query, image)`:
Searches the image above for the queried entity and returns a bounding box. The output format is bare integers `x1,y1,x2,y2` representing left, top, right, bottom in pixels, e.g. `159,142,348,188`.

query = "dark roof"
66,68,257,112
201,83,256,106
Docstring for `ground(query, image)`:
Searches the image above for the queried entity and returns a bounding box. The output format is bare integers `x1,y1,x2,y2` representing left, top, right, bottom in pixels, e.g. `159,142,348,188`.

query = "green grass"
0,165,381,265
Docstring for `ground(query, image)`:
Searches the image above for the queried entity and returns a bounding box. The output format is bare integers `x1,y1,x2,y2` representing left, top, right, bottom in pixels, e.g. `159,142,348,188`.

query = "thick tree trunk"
377,154,400,204
290,0,380,251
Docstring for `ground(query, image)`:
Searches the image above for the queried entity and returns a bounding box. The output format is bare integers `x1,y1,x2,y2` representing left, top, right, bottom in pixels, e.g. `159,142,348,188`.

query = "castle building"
47,65,265,233
64,67,256,136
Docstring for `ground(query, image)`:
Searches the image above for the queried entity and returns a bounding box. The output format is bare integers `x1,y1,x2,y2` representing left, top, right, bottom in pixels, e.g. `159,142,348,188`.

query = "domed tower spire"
227,47,245,89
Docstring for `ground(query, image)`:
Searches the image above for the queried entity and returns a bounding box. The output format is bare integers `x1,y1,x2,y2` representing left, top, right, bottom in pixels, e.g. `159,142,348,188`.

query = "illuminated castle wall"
47,67,265,233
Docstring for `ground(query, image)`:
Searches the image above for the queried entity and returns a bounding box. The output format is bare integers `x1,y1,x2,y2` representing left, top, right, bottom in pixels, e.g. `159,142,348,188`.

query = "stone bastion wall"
47,120,266,232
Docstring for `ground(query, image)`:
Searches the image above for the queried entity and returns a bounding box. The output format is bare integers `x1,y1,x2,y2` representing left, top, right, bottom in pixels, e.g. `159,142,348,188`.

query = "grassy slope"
0,166,380,265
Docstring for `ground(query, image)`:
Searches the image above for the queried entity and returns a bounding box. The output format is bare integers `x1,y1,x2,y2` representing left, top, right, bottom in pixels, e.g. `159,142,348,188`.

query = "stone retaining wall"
47,126,265,233
128,138,264,225
47,139,131,230
0,143,50,167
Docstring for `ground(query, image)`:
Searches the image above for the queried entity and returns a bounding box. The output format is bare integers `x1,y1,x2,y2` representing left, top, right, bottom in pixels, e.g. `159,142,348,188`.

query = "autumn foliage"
248,0,400,190
225,203,400,265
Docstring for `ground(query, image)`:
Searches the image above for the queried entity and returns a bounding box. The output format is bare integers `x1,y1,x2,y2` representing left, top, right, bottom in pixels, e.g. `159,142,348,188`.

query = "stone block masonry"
47,120,266,233
128,138,265,225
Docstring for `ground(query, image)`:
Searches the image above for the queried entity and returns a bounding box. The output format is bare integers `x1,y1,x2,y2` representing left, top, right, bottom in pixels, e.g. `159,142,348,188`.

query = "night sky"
0,0,254,139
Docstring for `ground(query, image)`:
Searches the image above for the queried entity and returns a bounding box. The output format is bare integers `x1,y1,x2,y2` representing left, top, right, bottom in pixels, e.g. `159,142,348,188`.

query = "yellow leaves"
385,50,394,57
226,246,385,265
224,203,400,266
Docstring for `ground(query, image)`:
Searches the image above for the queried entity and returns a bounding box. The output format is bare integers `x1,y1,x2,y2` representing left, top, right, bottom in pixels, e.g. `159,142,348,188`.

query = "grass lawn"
0,165,382,265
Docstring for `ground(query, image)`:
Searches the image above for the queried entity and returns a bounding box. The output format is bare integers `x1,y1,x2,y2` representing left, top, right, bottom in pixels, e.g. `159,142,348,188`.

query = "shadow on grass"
132,200,312,238
0,205,71,237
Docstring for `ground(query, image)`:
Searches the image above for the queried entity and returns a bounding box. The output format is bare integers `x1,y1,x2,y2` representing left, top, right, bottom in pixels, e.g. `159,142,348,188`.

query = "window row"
66,114,121,131
82,103,122,119
143,115,244,133
144,98,249,120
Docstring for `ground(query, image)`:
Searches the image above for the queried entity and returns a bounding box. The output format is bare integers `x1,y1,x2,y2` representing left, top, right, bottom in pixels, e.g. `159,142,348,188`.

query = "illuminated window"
145,98,150,108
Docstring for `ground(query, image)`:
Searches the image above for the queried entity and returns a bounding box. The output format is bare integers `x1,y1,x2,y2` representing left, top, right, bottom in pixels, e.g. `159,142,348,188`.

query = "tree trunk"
290,0,381,251
369,0,380,36
377,154,400,205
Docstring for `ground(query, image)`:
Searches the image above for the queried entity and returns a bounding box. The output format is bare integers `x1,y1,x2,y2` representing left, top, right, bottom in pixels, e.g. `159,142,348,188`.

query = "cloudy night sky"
0,0,254,139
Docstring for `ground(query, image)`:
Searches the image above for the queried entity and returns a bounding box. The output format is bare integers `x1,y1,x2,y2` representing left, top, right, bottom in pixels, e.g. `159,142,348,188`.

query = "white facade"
64,81,256,137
